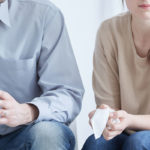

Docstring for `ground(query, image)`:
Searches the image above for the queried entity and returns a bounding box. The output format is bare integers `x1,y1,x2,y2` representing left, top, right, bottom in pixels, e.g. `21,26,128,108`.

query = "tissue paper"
91,108,120,139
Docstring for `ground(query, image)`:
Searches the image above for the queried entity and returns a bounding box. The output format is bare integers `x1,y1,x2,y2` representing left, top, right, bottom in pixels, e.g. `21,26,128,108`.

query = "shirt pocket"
0,57,36,71
0,57,40,102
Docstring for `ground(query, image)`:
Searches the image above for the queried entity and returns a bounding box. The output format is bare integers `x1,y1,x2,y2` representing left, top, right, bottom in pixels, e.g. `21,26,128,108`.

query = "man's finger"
0,100,10,109
0,109,9,118
0,117,8,125
0,91,13,101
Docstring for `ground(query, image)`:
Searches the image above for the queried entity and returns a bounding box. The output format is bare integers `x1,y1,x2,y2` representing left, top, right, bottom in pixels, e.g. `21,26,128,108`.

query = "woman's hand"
103,110,131,140
88,104,111,127
0,90,39,127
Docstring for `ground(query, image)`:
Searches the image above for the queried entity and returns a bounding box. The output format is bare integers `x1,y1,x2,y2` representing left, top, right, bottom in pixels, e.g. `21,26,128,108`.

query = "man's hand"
0,90,39,127
103,110,131,140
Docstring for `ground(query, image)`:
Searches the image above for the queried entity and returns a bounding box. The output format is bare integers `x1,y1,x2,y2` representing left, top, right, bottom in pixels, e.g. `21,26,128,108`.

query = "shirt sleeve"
92,23,120,110
27,7,84,124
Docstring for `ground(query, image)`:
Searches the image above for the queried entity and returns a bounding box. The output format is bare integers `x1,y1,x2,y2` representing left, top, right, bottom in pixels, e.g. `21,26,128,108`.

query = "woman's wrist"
126,113,135,129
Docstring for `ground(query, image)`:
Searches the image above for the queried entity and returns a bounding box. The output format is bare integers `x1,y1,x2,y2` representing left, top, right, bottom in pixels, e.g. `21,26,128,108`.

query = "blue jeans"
0,121,75,150
82,131,150,150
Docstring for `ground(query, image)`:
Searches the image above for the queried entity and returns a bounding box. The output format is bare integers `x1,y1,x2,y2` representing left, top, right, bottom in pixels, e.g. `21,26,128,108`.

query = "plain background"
50,0,126,149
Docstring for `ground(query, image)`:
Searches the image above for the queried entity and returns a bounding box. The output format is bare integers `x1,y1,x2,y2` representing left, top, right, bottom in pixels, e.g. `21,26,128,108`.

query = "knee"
82,135,105,150
26,121,75,149
29,121,65,141
82,135,96,150
122,131,147,150
84,135,96,145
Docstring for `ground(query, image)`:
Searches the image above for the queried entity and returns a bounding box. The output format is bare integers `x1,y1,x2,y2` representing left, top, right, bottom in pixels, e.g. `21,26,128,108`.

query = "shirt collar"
0,0,11,27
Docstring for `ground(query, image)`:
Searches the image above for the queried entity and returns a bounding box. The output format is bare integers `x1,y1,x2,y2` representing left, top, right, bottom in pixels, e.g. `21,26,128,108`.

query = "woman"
82,0,150,149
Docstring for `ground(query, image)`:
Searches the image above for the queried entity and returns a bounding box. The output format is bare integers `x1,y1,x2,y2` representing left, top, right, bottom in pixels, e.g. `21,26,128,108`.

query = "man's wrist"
22,104,39,123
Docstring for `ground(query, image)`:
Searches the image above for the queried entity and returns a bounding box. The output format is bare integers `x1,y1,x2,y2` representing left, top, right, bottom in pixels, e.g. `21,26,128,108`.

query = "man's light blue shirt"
0,0,84,135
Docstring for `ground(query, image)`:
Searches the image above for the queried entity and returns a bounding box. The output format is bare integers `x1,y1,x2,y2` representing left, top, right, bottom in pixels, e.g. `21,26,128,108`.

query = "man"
0,0,84,149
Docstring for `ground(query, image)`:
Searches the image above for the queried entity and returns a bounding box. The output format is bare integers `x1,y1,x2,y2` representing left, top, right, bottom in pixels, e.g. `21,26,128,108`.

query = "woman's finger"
97,104,110,109
103,127,121,140
88,110,96,119
113,110,127,119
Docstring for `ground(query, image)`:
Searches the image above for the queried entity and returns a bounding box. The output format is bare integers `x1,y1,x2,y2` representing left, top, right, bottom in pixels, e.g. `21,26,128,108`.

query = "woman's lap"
82,131,150,150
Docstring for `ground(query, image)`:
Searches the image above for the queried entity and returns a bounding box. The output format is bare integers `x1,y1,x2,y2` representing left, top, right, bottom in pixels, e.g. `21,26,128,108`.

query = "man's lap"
0,121,75,150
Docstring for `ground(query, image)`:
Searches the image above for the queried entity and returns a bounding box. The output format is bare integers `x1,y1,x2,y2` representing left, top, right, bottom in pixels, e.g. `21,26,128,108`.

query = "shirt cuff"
26,100,51,123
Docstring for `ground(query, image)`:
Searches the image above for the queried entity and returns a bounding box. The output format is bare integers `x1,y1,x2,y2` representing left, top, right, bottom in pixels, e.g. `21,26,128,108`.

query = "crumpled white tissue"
91,108,120,139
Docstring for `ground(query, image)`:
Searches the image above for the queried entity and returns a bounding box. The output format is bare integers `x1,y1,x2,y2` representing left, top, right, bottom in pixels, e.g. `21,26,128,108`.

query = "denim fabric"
82,131,150,150
0,121,75,150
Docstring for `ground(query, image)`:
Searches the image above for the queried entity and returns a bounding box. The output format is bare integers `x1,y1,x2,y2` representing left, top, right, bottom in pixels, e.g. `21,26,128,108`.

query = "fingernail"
110,113,113,117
